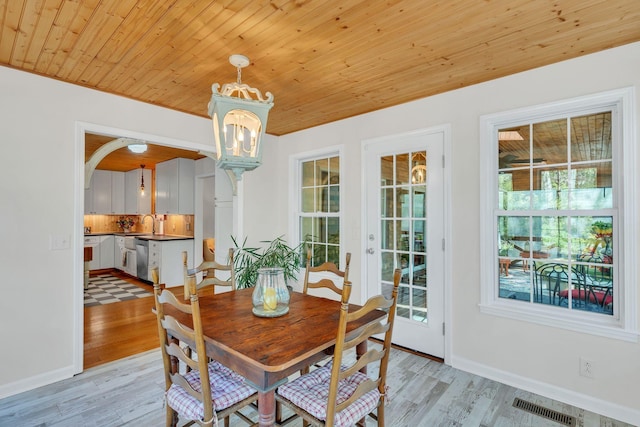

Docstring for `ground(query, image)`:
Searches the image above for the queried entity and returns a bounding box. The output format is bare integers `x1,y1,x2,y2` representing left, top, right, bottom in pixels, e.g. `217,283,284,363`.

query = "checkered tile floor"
84,273,152,307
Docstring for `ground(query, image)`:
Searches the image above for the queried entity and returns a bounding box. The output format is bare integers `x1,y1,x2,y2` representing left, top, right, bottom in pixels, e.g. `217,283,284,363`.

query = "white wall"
243,43,640,423
0,66,214,396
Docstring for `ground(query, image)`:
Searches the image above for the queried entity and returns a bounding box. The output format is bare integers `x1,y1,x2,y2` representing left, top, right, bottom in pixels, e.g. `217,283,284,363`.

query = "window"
480,88,637,341
294,151,342,268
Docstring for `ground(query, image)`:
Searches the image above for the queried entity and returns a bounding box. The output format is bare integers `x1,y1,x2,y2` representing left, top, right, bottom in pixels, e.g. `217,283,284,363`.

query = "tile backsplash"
84,214,194,236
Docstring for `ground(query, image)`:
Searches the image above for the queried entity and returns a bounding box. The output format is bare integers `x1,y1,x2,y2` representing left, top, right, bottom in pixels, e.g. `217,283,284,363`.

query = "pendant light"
140,165,145,196
208,54,274,182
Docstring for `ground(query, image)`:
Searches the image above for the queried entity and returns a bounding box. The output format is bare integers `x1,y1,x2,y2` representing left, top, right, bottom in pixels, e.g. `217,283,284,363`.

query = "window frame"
479,88,637,342
289,145,345,269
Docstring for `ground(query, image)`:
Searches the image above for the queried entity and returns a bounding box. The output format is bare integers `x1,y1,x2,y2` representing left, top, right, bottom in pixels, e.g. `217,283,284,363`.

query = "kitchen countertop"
85,232,193,241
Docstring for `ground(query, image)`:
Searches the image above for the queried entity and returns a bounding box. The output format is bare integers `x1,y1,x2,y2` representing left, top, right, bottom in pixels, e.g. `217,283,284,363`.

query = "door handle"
366,248,375,254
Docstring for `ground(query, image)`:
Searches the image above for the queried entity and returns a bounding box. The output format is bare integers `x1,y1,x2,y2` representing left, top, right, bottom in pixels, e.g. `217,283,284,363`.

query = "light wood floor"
0,346,633,426
84,269,160,369
1,271,626,426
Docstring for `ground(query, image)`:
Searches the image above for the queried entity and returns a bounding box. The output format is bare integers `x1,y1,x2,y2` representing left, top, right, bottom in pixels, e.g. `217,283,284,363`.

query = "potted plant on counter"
232,236,304,289
116,217,136,233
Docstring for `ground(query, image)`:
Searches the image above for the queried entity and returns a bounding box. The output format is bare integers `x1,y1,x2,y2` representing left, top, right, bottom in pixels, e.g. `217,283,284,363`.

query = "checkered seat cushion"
277,364,380,427
166,360,256,422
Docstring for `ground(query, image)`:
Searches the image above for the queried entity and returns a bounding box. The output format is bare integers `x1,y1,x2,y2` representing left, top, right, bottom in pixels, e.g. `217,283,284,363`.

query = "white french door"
364,128,445,358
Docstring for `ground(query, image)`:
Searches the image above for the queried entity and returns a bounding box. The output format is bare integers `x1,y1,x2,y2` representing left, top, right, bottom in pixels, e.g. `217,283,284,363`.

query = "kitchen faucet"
142,214,155,234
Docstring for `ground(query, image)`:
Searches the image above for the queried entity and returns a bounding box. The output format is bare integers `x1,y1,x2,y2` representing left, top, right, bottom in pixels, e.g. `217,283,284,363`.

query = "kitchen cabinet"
114,236,125,271
155,158,195,214
84,170,125,214
148,239,193,288
84,235,114,270
111,172,125,214
125,168,151,214
114,235,137,275
99,235,115,269
124,248,137,277
84,236,100,270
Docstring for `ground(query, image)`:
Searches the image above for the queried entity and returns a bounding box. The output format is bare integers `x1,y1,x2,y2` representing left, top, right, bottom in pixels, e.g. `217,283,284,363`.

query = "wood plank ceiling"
2,0,640,171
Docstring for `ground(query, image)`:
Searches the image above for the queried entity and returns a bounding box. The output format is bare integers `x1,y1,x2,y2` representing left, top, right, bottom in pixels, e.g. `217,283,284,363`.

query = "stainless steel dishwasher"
135,238,149,281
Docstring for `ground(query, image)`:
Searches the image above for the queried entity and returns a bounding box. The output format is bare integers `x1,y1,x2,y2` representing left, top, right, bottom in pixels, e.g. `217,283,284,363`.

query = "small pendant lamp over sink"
140,165,145,196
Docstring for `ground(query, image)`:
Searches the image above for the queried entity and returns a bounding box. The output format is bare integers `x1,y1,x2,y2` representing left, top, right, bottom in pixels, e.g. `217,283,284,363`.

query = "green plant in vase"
231,236,304,289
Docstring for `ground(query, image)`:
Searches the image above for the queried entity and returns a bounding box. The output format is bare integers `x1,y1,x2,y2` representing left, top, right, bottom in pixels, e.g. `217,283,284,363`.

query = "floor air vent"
512,397,576,426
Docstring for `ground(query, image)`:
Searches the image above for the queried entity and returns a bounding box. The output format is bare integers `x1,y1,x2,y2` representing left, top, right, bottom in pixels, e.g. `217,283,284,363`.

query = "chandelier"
208,54,274,181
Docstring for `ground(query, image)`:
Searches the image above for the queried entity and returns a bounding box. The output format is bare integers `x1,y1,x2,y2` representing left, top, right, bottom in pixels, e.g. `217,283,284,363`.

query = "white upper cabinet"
155,158,195,214
111,171,125,214
125,168,151,214
85,170,125,214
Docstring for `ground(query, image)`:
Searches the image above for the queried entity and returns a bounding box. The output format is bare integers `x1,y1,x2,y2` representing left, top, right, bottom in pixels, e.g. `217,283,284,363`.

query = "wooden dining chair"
275,268,401,427
303,248,351,297
299,249,352,375
182,248,236,298
203,238,216,277
152,268,258,427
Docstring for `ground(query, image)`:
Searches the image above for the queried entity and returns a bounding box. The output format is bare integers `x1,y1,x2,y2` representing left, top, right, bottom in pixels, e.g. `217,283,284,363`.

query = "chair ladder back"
152,268,174,392
303,248,351,296
377,269,401,398
184,248,237,297
324,280,353,425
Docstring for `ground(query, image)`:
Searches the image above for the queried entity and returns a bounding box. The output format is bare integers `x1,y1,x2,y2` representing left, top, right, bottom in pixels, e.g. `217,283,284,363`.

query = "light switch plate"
50,235,70,250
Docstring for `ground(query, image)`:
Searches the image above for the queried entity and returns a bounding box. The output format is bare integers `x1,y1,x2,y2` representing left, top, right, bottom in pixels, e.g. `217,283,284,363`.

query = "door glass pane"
381,155,394,185
380,150,429,323
413,220,425,252
396,220,410,251
381,220,393,250
412,186,426,217
381,251,394,282
381,188,393,217
396,187,409,217
396,153,409,185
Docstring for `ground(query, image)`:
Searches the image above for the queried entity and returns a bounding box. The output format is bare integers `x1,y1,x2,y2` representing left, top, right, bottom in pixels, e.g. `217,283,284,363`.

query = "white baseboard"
450,355,640,426
0,365,75,400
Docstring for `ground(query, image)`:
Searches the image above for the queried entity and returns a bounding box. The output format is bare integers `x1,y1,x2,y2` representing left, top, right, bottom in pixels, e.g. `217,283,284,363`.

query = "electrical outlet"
579,357,594,378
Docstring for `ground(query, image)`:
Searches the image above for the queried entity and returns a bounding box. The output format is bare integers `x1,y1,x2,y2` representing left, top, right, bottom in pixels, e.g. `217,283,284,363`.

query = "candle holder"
252,267,290,317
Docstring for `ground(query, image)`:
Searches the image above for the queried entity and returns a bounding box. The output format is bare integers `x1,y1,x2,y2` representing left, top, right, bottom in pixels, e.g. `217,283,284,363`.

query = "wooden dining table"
164,287,384,427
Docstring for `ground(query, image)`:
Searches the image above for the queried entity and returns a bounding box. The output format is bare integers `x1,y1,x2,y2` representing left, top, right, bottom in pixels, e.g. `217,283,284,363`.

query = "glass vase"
252,267,290,317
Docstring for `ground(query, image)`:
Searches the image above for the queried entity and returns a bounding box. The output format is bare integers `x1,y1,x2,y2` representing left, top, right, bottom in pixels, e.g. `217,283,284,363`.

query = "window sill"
479,301,638,343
